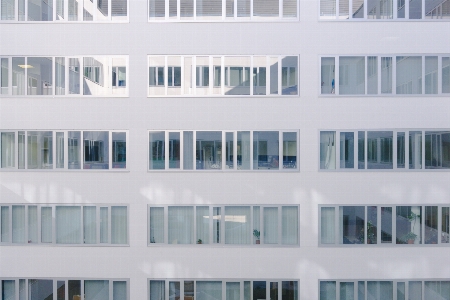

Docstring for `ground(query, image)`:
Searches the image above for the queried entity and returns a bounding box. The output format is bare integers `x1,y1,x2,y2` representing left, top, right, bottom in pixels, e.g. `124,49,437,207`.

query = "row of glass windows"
0,205,128,245
320,130,450,170
149,280,299,300
148,56,298,96
148,130,298,171
320,280,450,300
0,0,128,21
320,205,450,246
320,0,450,19
149,205,299,245
0,279,128,300
0,130,127,170
0,56,128,96
321,56,450,95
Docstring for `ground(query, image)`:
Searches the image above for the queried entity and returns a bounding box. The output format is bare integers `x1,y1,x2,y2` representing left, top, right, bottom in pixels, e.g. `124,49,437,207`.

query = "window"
0,56,128,96
148,130,298,171
0,278,128,300
0,130,128,171
320,55,450,96
0,0,128,22
149,279,298,300
148,0,298,20
149,205,299,245
319,204,450,246
0,204,128,245
319,130,450,170
320,280,450,300
320,0,450,19
148,56,298,96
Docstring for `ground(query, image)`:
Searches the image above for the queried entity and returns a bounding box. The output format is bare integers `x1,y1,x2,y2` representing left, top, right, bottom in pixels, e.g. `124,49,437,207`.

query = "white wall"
1,0,450,299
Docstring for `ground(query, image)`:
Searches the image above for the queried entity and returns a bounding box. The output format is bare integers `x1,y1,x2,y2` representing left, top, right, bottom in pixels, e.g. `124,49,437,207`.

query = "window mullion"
24,0,28,20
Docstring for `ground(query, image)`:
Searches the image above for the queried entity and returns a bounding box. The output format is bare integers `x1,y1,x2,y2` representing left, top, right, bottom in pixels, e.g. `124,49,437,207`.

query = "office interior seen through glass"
148,0,297,20
319,0,450,19
0,0,128,21
320,280,450,300
0,278,129,300
0,56,128,96
148,130,298,171
319,130,450,170
0,204,128,245
0,130,127,170
320,55,450,95
320,205,450,245
149,205,298,245
148,56,298,96
149,280,298,300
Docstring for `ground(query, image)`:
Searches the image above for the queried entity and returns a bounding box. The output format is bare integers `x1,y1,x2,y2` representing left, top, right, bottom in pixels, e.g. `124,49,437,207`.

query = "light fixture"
18,65,33,69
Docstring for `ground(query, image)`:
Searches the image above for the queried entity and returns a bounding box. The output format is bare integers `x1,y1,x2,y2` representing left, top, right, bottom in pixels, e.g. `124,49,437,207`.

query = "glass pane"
57,281,65,300
83,131,109,169
424,281,450,300
425,131,450,169
340,132,354,169
169,132,180,169
56,206,81,244
397,132,405,168
381,207,392,243
244,282,251,300
150,207,164,243
1,0,15,19
340,282,354,300
396,206,422,244
169,282,180,300
397,0,405,17
1,132,15,168
112,132,126,169
28,205,38,243
150,281,165,300
253,0,278,16
281,56,298,95
213,207,221,243
367,281,393,300
183,131,194,170
253,56,266,95
381,57,392,94
270,282,278,300
196,131,222,170
425,56,438,94
0,58,8,95
367,206,377,244
18,131,25,169
339,0,349,18
12,57,25,95
113,281,127,300
367,131,393,169
367,56,377,94
237,131,251,170
253,282,266,300
29,280,53,300
225,206,250,244
320,131,336,169
321,207,335,244
83,206,96,244
111,206,127,244
168,206,194,244
253,131,279,170
367,0,392,18
264,207,278,244
424,206,438,244
409,0,421,19
269,57,279,95
1,206,10,242
339,56,365,94
56,132,64,168
282,206,298,245
225,132,234,169
2,280,15,300
358,282,365,300
226,282,240,300
409,281,422,300
320,0,336,17
41,206,52,243
197,282,221,300
180,0,194,18
397,282,405,300
283,132,297,169
196,0,221,18
282,281,298,300
358,131,365,169
68,58,80,94
27,131,53,169
100,207,108,243
27,57,53,95
443,57,450,93
68,280,81,300
196,206,209,244
396,56,422,94
340,206,365,244
409,131,422,169
442,207,450,243
320,281,336,300
68,131,81,169
253,206,260,244
224,56,250,95
12,205,25,243
85,280,109,300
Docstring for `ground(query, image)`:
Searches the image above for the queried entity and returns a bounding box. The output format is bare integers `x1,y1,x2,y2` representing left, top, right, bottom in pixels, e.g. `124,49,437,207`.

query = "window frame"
0,204,129,246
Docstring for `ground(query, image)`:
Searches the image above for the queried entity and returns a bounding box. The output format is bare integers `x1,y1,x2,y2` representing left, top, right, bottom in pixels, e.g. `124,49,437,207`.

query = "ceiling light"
18,65,33,69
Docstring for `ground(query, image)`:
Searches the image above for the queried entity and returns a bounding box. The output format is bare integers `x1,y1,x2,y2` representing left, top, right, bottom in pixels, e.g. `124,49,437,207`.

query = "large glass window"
0,204,128,245
149,205,299,246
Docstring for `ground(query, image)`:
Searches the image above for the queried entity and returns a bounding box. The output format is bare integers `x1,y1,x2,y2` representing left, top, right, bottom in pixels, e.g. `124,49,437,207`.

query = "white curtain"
2,280,15,300
150,207,164,243
320,131,336,169
100,207,108,243
113,281,127,300
41,207,53,243
320,281,336,300
226,282,240,300
28,206,38,243
83,206,96,244
12,205,25,243
1,206,10,242
367,281,393,300
196,206,210,244
85,280,109,300
425,281,450,300
150,281,165,300
197,281,222,300
321,207,335,244
56,206,80,244
263,207,278,244
225,206,250,244
168,206,193,244
111,206,127,244
282,206,298,245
